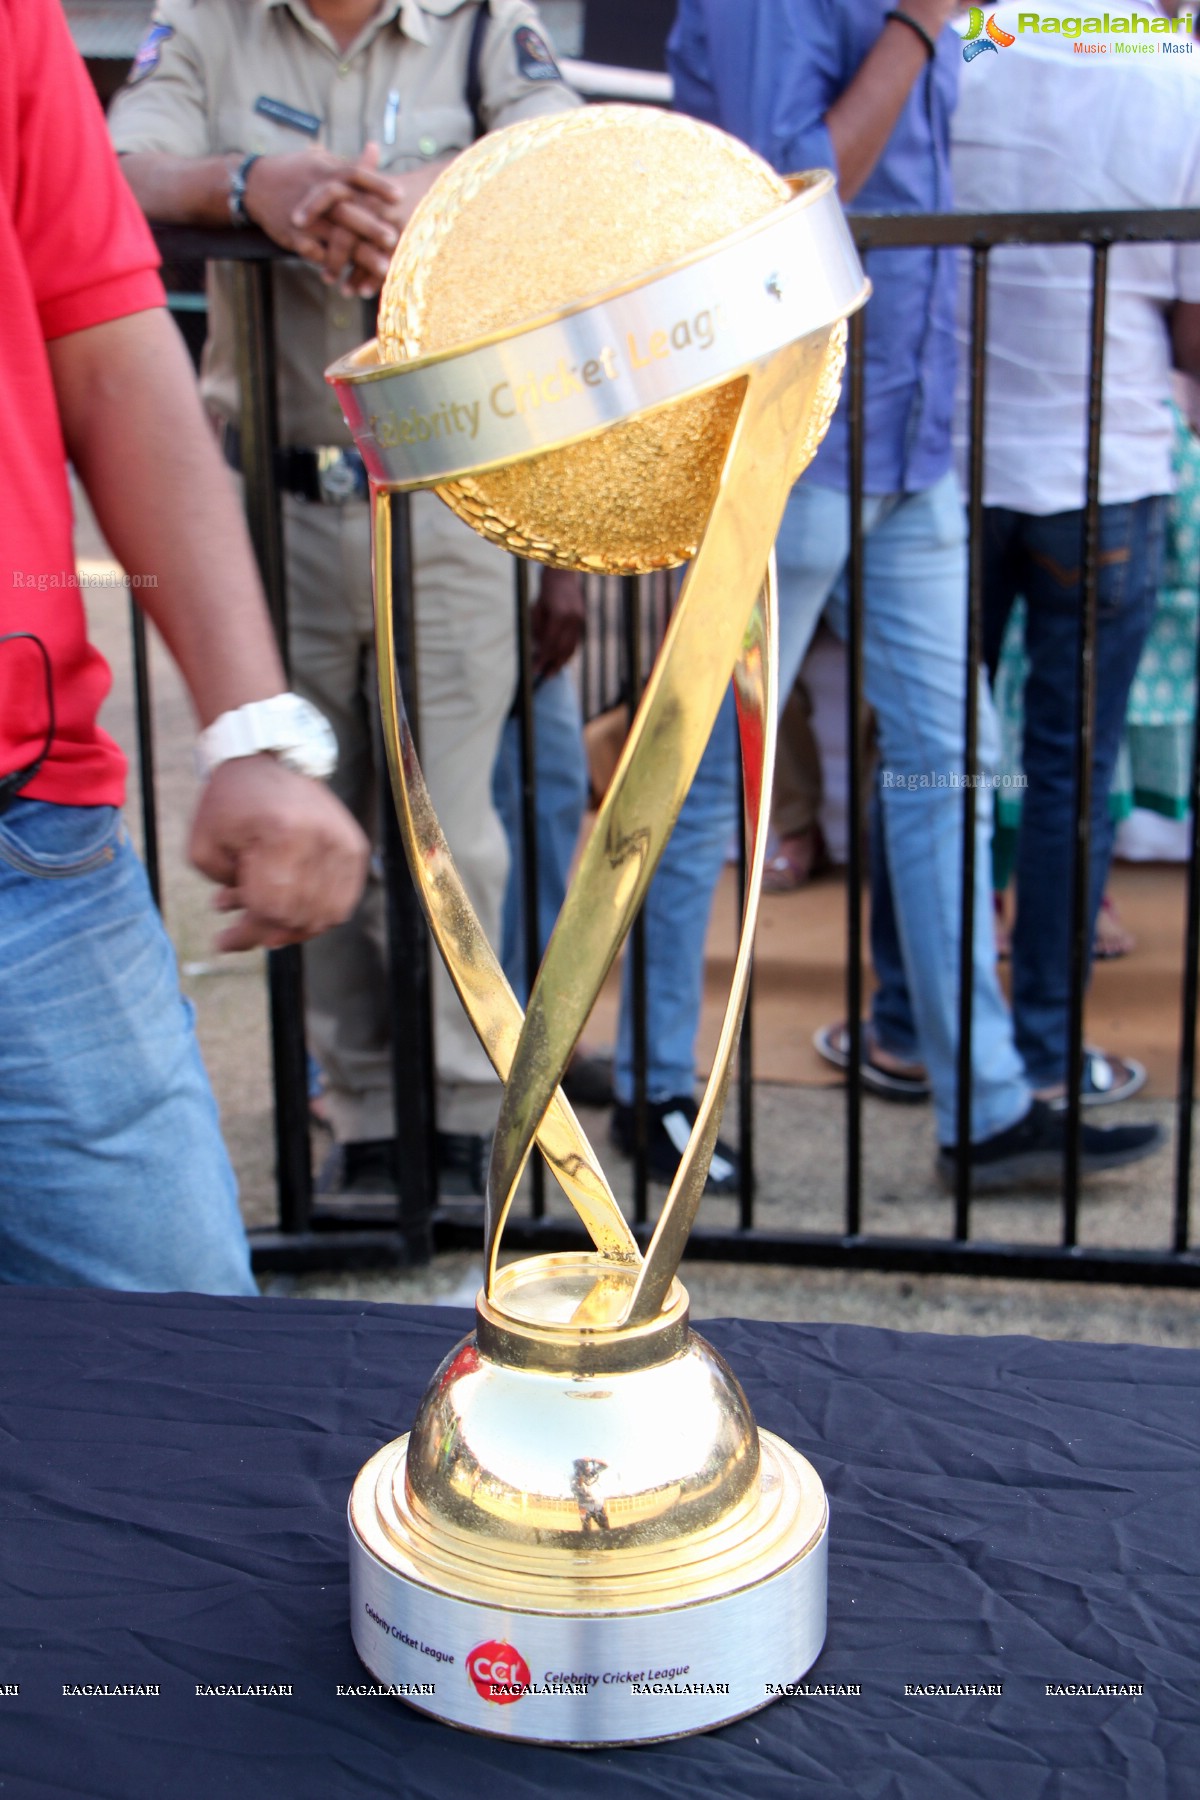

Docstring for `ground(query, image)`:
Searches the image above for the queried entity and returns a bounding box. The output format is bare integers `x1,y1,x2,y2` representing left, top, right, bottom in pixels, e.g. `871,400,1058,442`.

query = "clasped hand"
243,143,448,297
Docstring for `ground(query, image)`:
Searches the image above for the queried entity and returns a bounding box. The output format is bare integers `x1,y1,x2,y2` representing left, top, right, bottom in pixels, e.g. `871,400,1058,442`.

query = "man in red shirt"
0,0,368,1291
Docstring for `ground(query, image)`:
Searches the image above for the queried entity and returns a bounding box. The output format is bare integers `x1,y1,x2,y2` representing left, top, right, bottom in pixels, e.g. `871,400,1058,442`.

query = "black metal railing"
142,206,1200,1286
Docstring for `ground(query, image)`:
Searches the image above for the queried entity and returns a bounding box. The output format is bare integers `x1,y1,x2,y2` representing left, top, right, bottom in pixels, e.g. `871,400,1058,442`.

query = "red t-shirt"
0,0,165,806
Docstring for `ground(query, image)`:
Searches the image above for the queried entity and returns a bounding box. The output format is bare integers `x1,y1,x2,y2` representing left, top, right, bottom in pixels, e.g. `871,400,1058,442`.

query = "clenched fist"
188,755,370,952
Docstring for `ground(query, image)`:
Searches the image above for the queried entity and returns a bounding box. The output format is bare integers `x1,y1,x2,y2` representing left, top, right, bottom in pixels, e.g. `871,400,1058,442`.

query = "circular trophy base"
348,1428,828,1746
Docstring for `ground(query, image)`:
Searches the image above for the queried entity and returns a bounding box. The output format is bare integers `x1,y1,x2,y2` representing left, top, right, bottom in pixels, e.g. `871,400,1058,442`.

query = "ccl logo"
962,9,1016,59
466,1640,532,1705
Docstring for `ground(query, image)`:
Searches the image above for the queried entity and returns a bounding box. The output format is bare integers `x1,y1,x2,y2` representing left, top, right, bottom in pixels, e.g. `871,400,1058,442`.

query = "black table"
1,1289,1196,1798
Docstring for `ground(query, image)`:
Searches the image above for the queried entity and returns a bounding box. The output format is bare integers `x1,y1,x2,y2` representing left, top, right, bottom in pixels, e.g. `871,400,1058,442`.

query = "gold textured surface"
378,105,789,573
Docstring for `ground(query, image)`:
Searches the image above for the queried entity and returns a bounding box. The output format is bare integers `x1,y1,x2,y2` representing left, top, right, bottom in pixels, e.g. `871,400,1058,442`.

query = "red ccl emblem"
466,1640,531,1705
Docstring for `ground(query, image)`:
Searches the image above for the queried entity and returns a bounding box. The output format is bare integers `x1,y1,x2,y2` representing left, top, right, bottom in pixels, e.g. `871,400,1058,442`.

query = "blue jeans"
983,499,1165,1085
0,800,255,1293
872,498,1166,1089
493,667,590,1002
616,473,1031,1147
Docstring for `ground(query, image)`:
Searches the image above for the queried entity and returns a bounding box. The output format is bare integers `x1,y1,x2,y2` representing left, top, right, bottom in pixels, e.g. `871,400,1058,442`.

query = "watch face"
280,701,338,779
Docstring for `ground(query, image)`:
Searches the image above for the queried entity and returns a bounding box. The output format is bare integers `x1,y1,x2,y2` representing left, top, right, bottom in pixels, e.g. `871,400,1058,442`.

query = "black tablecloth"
1,1288,1196,1798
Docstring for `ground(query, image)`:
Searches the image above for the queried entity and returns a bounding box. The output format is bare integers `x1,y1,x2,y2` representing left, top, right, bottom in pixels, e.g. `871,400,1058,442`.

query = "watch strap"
228,152,262,227
196,694,337,781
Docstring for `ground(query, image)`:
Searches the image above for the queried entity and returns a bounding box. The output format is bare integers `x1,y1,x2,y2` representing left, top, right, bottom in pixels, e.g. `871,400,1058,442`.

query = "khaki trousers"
284,490,516,1139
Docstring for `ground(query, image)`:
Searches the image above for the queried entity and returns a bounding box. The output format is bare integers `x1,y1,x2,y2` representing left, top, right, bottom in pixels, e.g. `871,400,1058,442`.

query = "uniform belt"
218,420,369,505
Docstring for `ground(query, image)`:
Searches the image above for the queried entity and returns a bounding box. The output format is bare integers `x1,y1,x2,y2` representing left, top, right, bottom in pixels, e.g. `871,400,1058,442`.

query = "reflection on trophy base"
348,1429,828,1746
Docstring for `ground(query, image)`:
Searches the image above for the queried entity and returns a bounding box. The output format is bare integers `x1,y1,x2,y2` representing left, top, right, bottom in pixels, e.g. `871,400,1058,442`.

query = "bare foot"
763,825,827,893
993,890,1011,960
867,1030,927,1080
1093,894,1135,960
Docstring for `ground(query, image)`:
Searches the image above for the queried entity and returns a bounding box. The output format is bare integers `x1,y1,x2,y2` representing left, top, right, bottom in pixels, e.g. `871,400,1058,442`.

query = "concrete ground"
78,510,1200,1350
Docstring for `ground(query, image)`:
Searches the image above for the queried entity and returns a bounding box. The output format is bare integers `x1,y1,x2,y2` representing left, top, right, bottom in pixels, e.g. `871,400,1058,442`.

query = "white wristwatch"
195,694,338,781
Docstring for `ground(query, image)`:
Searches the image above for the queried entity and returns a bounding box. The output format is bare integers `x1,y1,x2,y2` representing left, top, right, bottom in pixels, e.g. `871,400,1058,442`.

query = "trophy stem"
370,487,640,1271
624,554,779,1324
485,341,815,1307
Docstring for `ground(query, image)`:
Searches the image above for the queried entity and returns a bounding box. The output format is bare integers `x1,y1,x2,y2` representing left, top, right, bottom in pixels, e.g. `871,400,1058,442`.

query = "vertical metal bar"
1063,242,1109,1242
230,257,312,1234
129,603,162,912
580,574,594,723
514,558,546,1220
1172,538,1200,1253
954,246,990,1238
231,262,288,649
623,573,649,1224
382,489,438,1256
736,778,755,1230
845,306,867,1239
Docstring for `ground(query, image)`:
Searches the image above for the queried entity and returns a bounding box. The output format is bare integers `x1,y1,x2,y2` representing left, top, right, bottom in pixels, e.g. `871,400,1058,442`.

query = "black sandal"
814,1021,931,1104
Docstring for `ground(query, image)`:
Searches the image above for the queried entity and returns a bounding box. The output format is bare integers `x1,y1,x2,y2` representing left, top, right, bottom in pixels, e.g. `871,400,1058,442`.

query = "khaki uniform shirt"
109,0,580,444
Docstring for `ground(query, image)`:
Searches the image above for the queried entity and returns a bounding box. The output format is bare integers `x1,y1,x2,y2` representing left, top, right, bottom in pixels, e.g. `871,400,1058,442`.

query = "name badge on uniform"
129,22,174,84
254,97,322,137
513,25,561,83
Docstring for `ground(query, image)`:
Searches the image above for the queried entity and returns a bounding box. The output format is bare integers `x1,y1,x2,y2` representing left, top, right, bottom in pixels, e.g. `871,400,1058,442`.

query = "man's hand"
120,144,453,300
189,756,370,952
289,145,454,296
531,569,586,679
51,313,368,950
238,147,359,254
234,146,410,296
120,146,398,293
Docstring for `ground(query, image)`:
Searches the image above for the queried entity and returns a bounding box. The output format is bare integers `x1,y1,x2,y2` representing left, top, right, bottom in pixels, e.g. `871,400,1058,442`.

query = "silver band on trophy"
331,174,866,488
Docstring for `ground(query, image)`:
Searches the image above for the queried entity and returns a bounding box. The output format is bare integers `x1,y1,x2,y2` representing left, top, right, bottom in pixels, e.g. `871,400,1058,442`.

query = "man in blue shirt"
609,0,1162,1191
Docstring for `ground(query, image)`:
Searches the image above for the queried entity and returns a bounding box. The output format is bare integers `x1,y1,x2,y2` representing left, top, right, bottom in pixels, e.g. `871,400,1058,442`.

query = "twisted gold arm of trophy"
622,560,776,1325
485,336,824,1301
372,491,640,1266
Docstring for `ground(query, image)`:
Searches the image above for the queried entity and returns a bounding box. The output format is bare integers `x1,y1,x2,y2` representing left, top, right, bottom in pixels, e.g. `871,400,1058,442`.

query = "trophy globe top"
376,104,791,574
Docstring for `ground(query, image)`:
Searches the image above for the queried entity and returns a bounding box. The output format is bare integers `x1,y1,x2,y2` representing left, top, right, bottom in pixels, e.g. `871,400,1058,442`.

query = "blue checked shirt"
668,0,961,496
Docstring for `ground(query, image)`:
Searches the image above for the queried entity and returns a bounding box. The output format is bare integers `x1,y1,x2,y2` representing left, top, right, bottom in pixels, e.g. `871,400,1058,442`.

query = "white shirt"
951,0,1200,512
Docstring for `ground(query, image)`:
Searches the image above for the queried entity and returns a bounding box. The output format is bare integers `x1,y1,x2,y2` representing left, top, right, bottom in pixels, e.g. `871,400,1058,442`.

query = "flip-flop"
1041,1049,1147,1110
813,1021,932,1104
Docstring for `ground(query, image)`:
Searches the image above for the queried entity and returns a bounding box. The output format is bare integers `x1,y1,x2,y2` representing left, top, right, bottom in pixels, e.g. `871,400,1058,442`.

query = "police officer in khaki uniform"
110,0,583,1196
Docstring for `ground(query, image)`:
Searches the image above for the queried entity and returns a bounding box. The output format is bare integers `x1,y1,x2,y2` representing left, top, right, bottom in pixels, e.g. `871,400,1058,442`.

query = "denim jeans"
616,472,1031,1147
985,499,1165,1085
871,497,1166,1089
0,799,255,1293
492,667,590,1003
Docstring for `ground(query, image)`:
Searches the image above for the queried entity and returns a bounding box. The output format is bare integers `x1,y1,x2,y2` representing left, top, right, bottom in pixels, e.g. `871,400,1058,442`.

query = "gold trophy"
328,105,868,1745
